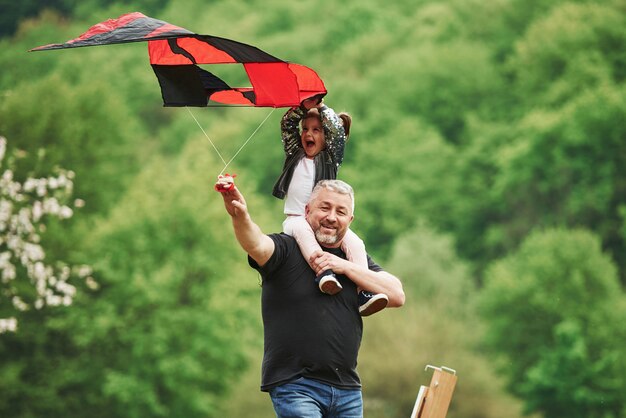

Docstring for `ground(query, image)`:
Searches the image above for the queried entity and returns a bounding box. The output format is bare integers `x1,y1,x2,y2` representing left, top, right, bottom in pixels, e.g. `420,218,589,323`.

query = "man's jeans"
269,377,363,418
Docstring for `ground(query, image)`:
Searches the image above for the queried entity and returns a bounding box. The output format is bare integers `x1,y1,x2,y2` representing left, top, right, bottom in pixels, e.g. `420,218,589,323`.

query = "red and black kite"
31,12,327,107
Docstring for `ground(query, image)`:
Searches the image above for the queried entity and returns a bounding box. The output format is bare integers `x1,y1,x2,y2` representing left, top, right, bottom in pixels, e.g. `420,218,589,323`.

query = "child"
272,97,388,316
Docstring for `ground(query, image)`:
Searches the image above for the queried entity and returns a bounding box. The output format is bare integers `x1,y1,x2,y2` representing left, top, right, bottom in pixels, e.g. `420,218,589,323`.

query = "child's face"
301,117,325,158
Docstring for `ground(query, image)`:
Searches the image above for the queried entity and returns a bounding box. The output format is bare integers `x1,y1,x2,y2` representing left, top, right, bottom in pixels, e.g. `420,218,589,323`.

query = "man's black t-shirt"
248,233,382,392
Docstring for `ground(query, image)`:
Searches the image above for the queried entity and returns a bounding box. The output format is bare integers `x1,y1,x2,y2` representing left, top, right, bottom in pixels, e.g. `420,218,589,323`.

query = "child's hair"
303,109,352,140
338,112,352,138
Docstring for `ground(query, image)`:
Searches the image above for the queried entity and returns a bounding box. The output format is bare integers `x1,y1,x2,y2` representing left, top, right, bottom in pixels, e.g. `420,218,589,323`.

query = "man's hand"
215,173,236,192
309,251,351,276
214,179,274,266
216,183,248,219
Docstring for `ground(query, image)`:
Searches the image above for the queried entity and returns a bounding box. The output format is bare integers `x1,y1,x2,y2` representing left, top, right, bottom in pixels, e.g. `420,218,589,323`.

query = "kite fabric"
30,12,327,108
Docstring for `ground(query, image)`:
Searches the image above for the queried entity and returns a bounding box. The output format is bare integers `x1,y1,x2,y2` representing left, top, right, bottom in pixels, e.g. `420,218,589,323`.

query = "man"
217,178,405,417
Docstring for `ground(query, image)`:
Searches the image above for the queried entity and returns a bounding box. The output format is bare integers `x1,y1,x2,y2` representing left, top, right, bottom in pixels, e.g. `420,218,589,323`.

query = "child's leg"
340,228,368,268
283,216,342,295
284,216,326,265
341,228,389,316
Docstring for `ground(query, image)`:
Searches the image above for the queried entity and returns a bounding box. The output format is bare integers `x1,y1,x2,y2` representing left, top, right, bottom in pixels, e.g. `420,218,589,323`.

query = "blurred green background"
1,0,625,417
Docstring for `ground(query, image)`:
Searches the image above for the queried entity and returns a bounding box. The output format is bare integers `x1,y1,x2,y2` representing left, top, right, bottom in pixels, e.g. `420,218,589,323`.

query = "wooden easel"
410,365,457,418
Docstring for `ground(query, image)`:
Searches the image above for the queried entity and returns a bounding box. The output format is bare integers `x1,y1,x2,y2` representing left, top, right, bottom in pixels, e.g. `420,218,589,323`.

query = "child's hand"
301,94,324,110
214,173,236,193
301,97,318,110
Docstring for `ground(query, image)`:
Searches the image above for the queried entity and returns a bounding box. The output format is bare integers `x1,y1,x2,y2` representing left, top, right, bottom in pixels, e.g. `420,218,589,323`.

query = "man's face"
300,117,325,158
305,189,354,248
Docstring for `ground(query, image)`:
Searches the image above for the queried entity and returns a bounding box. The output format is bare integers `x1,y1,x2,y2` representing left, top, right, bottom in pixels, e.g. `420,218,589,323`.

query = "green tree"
0,139,261,418
479,228,626,417
342,117,459,258
0,136,92,332
0,0,169,37
0,74,144,215
0,0,71,37
487,85,625,279
359,224,526,418
441,1,626,280
509,1,626,108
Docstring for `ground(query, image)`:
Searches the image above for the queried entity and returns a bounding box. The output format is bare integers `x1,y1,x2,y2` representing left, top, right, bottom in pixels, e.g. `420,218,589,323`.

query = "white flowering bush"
0,136,93,333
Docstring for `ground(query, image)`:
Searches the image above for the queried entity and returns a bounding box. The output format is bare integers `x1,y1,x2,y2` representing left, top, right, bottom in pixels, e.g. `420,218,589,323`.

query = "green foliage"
479,228,626,417
342,117,458,258
0,73,144,215
0,12,71,98
69,0,168,21
358,224,526,418
0,0,169,37
520,319,625,418
488,84,626,276
0,0,71,37
359,39,506,144
0,139,261,418
509,2,626,107
439,1,626,279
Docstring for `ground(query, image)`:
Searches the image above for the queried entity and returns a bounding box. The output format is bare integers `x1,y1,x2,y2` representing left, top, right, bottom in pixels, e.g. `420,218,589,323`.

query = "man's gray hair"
309,179,355,213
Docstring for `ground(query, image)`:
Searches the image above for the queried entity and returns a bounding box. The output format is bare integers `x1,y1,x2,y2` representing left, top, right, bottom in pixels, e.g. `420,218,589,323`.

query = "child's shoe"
316,271,342,295
358,291,388,316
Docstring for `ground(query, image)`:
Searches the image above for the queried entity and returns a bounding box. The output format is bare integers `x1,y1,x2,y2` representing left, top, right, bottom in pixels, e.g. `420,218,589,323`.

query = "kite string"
220,107,276,176
186,106,276,176
186,107,227,167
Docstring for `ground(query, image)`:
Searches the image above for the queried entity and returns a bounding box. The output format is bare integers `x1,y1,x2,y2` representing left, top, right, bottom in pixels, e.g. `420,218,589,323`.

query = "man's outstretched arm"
217,185,275,267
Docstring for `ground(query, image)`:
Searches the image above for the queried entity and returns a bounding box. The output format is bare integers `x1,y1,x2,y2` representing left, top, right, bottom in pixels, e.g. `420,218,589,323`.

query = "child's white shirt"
284,157,315,216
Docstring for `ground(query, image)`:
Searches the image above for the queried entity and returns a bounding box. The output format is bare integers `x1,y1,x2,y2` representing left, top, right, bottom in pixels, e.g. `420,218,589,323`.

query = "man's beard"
315,229,338,245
